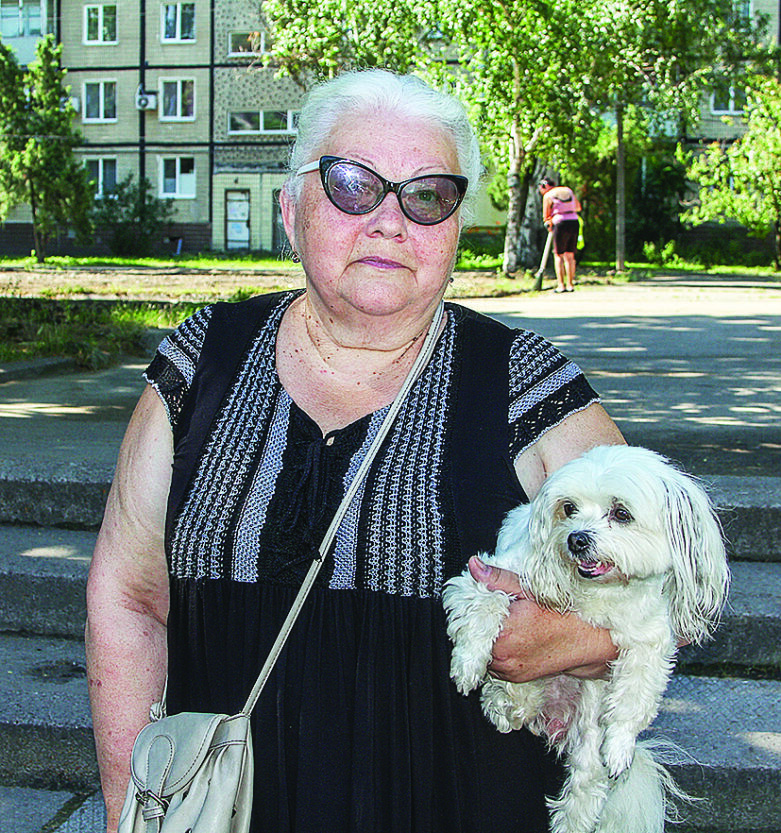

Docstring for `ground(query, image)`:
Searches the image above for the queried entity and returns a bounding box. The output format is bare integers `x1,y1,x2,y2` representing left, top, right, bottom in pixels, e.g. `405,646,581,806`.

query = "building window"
162,2,194,41
83,80,117,122
711,84,746,116
227,109,298,134
160,79,195,120
161,156,195,197
1,0,42,38
228,29,269,56
85,157,117,196
84,4,117,43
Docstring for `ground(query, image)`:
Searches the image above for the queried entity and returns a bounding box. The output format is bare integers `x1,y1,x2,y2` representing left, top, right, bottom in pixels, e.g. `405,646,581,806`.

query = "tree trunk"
615,101,626,273
503,140,524,276
775,218,781,272
28,182,45,263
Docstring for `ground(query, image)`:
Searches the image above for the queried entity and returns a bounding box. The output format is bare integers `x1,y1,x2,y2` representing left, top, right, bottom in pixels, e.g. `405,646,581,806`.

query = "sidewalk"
1,270,780,832
3,271,778,479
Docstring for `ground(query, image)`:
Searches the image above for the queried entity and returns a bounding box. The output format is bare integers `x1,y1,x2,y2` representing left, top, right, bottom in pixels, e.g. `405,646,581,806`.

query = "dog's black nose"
568,531,592,555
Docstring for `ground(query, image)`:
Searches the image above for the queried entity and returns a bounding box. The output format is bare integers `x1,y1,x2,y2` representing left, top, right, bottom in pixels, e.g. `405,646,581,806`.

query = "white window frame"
227,109,298,135
83,3,117,44
1,0,42,38
161,1,194,42
159,156,196,198
159,77,196,121
82,79,118,123
85,156,118,197
710,85,745,116
227,29,269,56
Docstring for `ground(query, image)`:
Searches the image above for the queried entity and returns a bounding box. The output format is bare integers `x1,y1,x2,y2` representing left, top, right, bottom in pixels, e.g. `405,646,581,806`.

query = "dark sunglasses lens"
324,162,384,214
401,177,462,224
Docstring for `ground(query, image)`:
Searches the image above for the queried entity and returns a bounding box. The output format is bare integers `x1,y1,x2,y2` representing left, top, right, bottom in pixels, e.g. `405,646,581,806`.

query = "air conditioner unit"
135,90,158,111
68,96,80,113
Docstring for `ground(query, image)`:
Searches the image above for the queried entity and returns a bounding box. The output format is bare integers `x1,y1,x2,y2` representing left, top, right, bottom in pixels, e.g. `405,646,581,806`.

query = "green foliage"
260,0,433,82
91,175,175,256
681,74,781,269
0,36,95,262
260,0,775,270
0,298,148,369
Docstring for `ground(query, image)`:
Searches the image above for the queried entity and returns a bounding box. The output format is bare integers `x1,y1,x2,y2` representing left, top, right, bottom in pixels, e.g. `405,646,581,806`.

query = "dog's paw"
481,680,543,734
600,727,637,778
449,648,490,695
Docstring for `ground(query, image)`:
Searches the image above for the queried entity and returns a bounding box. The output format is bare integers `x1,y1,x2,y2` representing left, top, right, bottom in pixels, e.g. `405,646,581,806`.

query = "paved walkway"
1,269,780,832
3,270,778,480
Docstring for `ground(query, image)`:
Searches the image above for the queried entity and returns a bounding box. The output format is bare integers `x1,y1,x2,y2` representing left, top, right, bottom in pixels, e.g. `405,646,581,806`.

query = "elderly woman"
86,69,623,833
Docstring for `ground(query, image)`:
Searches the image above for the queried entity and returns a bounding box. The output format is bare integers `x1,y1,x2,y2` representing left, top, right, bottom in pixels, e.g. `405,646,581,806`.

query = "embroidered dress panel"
508,330,597,455
146,294,598,597
163,298,285,579
232,390,292,582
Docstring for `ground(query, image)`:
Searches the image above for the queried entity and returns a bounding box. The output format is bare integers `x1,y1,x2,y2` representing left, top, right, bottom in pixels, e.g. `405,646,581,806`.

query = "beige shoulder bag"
117,301,445,833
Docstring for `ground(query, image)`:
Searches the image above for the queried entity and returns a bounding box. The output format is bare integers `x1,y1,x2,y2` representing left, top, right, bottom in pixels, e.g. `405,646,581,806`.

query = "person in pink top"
539,176,582,293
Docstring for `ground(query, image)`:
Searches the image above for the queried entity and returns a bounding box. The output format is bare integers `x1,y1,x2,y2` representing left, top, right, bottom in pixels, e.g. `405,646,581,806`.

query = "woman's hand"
467,556,618,682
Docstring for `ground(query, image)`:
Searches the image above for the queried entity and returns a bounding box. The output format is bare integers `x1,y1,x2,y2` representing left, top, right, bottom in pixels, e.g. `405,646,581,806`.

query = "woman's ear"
279,187,297,254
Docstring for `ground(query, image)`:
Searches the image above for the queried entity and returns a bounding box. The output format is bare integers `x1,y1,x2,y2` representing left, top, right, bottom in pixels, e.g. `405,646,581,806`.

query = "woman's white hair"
283,69,482,227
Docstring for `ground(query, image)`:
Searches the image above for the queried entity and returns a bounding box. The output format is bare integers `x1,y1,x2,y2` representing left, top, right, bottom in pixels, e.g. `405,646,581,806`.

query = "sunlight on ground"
737,732,781,759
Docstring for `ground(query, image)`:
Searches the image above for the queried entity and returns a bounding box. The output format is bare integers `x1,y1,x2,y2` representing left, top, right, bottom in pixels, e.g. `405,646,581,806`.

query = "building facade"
0,0,777,255
1,0,304,253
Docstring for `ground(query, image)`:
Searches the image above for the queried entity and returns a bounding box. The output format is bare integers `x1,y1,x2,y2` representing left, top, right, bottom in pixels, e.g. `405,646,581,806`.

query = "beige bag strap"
240,300,445,716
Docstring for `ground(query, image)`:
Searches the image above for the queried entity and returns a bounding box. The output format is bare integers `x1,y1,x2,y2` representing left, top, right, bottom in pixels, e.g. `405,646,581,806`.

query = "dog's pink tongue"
578,560,611,578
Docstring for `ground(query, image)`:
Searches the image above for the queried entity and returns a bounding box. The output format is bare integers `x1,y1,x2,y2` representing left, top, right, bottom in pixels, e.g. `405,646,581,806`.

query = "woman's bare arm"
85,385,172,832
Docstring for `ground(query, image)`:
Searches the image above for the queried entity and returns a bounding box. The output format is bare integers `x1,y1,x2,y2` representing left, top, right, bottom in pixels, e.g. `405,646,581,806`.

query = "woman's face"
281,111,462,330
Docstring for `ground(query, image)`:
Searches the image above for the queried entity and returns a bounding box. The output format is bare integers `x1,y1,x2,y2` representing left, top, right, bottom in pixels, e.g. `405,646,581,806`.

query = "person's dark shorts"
553,219,579,255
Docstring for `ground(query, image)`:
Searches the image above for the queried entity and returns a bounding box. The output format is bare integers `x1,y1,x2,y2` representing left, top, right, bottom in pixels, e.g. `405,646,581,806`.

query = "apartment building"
693,0,780,143
0,0,776,255
0,0,303,253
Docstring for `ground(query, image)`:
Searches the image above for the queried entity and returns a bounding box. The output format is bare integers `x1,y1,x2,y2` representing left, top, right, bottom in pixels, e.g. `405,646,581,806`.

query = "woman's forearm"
86,602,167,833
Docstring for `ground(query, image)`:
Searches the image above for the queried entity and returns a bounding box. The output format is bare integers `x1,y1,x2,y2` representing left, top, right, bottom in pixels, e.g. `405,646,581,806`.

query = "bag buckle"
136,789,170,821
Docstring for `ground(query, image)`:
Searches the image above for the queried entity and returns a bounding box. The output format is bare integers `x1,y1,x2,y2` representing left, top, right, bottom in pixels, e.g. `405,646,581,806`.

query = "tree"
91,175,175,256
262,0,601,275
0,36,94,263
584,0,773,271
260,0,773,275
432,0,604,276
260,0,429,83
680,75,781,270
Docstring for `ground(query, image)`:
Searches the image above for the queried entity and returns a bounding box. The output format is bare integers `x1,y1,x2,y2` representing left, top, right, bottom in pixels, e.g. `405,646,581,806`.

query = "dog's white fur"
442,445,729,833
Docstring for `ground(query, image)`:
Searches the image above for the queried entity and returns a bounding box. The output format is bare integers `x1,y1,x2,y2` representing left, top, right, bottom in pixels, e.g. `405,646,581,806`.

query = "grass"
0,298,205,369
0,252,297,271
0,251,777,368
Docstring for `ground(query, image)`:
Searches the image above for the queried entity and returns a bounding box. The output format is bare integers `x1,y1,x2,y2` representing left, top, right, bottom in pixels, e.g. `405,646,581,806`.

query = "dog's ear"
662,472,730,644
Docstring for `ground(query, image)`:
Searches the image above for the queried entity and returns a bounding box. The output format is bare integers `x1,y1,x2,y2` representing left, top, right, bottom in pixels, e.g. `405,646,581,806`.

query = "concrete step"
0,525,93,638
649,674,781,832
0,634,95,792
1,525,780,672
0,632,778,831
0,466,111,530
679,561,781,674
1,468,778,563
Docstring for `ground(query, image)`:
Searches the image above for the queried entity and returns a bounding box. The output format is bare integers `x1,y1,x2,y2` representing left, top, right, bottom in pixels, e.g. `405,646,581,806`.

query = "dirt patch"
0,266,523,303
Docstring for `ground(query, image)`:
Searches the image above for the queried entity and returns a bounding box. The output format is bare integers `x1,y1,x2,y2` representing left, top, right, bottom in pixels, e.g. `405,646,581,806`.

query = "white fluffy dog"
443,445,729,833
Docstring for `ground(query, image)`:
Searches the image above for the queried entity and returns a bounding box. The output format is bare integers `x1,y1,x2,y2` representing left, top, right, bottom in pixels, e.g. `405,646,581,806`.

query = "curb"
0,357,77,384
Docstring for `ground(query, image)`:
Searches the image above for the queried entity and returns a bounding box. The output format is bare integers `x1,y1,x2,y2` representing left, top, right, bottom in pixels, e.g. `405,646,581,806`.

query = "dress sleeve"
143,305,213,427
508,329,599,458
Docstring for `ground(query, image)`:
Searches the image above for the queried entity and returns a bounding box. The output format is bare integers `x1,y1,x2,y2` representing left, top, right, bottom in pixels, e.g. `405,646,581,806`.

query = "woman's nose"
365,192,409,238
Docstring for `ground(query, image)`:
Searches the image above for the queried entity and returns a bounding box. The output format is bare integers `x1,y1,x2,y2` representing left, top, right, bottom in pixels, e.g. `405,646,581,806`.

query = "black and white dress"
145,290,599,833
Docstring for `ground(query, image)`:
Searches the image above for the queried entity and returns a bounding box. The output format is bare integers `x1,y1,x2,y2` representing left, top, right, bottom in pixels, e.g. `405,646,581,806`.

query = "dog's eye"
611,504,633,524
562,501,577,518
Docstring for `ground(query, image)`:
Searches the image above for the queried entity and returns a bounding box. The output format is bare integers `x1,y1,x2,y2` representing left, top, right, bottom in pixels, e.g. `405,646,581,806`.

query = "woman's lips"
358,256,406,269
